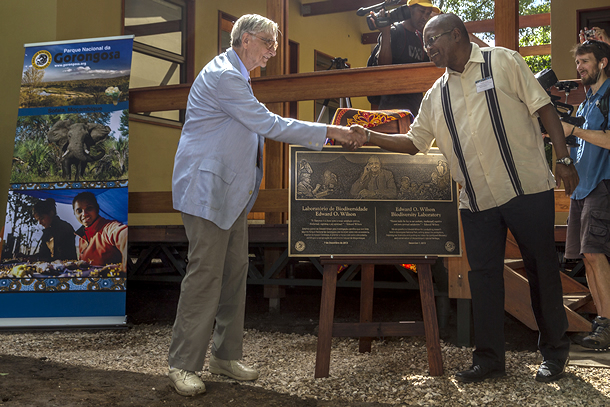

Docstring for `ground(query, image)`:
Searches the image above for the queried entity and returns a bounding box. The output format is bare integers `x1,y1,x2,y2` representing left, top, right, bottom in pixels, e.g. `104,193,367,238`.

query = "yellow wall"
0,0,121,229
128,121,183,225
551,0,609,80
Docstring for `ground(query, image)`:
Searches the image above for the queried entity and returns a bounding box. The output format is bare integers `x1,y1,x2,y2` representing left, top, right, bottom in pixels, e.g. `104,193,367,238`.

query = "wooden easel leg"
359,264,375,353
315,263,338,378
418,262,444,376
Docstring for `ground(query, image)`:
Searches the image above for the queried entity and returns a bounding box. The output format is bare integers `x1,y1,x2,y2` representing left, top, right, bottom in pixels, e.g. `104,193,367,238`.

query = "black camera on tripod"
357,0,411,31
535,68,583,147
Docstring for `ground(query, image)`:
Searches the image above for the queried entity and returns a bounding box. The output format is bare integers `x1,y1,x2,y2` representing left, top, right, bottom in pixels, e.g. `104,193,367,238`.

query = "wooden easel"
314,256,443,378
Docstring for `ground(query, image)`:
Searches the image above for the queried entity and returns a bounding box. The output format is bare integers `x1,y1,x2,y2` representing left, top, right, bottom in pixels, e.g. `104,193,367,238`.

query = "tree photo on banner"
0,35,134,328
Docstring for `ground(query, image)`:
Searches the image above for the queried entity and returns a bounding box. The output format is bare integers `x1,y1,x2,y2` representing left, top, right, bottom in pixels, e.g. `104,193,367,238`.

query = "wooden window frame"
122,0,195,123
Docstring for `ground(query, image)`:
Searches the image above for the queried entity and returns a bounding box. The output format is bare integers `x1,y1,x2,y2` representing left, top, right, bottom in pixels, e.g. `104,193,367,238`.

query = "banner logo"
32,50,52,69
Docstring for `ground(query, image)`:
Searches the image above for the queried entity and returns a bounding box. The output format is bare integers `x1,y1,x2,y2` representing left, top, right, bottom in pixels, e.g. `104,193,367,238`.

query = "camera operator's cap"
407,0,441,13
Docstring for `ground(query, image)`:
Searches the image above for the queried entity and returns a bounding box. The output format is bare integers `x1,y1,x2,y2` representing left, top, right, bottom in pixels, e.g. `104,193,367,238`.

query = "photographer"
580,27,610,45
368,0,440,115
562,40,610,350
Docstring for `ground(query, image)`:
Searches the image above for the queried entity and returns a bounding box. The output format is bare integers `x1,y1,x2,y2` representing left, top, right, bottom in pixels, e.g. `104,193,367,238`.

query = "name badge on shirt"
475,77,494,93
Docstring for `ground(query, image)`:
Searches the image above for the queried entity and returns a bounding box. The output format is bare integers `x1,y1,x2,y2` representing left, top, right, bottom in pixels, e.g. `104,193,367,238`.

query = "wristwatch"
556,156,574,166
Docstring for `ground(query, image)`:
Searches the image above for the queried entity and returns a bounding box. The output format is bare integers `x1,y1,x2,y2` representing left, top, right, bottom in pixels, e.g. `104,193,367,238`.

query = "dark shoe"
535,358,568,383
582,317,610,350
455,365,506,383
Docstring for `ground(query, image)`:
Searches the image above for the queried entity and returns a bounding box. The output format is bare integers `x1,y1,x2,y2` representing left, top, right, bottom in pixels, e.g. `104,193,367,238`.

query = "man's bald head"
426,13,469,45
423,13,471,72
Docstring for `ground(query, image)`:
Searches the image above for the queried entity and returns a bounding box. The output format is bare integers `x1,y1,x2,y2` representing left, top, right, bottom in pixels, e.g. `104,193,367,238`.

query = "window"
218,11,236,54
124,0,193,122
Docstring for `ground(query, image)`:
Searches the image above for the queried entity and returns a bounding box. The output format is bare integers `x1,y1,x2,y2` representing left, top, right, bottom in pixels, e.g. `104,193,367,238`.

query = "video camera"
535,68,583,147
357,0,411,31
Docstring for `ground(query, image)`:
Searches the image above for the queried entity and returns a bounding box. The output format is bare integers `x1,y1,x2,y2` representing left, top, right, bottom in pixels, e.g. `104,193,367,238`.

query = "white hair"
231,14,279,48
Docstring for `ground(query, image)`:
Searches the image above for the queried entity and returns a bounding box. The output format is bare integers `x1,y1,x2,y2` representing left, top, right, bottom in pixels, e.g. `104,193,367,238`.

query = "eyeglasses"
250,33,278,51
423,30,453,49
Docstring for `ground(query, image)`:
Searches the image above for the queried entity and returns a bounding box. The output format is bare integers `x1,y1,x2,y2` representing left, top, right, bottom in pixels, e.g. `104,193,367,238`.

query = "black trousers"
461,190,570,370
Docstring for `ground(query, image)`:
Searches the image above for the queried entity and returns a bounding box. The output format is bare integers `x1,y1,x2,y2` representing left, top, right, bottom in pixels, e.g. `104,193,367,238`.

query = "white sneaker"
208,354,259,381
168,368,206,396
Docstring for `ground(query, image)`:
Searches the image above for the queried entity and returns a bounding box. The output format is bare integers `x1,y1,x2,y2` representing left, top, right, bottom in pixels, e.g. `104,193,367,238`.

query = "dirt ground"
0,277,539,406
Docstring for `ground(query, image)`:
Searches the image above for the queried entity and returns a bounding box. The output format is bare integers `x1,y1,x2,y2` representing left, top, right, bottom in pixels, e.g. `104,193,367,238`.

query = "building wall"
551,0,609,80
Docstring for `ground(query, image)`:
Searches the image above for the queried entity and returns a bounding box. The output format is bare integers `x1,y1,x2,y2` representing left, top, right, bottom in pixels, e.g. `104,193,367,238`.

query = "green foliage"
436,0,552,72
437,0,549,21
13,140,54,177
15,115,54,143
523,54,551,74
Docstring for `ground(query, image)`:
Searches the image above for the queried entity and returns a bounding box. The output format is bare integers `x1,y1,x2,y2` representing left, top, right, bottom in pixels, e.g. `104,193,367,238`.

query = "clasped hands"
326,125,366,151
328,124,369,150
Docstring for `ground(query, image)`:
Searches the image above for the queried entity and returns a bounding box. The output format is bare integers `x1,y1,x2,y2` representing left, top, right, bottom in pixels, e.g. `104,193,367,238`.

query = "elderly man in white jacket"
168,13,364,397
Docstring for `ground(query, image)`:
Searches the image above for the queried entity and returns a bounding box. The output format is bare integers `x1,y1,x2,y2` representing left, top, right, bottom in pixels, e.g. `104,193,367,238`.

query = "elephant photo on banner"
10,111,129,184
47,119,111,181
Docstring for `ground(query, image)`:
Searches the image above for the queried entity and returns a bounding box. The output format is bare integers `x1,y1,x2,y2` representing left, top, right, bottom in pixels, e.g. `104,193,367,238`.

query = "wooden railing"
129,62,445,113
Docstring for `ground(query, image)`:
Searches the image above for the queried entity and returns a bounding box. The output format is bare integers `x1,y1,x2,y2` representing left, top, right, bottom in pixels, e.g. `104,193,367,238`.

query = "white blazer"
172,48,327,229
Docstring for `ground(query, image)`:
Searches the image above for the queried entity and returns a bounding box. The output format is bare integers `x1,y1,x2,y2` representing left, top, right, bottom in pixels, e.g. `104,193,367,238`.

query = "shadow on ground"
1,354,399,407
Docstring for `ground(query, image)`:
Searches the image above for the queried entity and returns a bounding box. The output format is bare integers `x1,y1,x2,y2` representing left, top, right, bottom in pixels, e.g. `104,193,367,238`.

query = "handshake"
326,124,371,150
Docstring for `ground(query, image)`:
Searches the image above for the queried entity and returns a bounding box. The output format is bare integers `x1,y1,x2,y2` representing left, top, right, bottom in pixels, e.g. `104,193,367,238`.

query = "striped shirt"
407,43,555,212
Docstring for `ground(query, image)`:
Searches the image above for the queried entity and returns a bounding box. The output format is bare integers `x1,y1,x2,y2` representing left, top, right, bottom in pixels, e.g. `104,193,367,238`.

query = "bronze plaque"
289,146,461,257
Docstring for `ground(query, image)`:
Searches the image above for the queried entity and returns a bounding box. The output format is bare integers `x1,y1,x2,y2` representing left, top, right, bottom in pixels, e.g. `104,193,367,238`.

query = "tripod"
316,57,352,123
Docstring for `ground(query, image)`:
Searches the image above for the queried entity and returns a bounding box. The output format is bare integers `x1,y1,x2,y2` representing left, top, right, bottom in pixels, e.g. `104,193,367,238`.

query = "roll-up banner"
0,36,134,328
